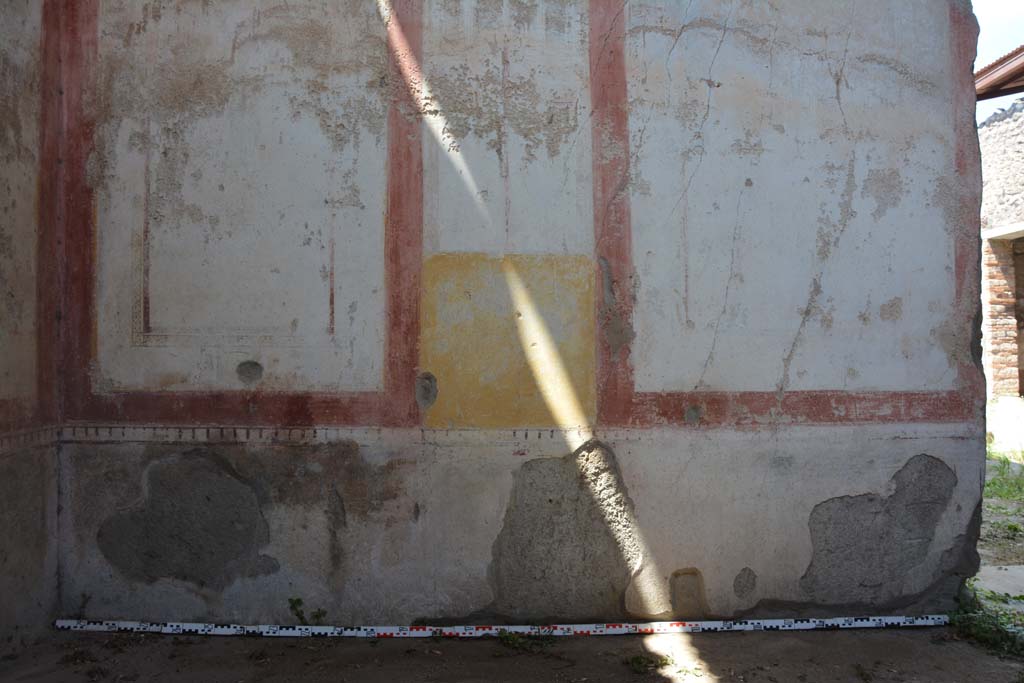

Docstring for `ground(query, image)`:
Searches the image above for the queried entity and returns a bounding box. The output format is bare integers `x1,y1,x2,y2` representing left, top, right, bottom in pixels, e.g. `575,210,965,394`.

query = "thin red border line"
137,136,299,340
590,0,980,427
54,0,423,427
327,236,336,337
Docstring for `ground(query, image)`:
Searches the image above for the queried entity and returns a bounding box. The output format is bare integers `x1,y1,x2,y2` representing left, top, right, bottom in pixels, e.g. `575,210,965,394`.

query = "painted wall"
26,0,987,627
0,0,59,650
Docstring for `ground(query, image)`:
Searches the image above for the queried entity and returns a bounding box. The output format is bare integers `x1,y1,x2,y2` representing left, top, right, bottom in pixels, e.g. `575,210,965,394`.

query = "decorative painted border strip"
58,424,590,446
0,426,60,457
54,422,975,453
56,615,947,638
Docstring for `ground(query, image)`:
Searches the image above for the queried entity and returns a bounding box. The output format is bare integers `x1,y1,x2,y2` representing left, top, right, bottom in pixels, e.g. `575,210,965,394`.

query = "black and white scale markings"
56,615,948,639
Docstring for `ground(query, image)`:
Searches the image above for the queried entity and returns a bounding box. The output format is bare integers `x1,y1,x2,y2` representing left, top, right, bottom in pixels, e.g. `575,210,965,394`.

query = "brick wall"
984,238,1021,396
1016,241,1024,386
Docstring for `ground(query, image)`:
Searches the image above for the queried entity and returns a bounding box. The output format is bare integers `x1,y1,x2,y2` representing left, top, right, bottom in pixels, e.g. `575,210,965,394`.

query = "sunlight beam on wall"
379,0,676,623
503,258,673,616
502,258,593,450
376,0,491,226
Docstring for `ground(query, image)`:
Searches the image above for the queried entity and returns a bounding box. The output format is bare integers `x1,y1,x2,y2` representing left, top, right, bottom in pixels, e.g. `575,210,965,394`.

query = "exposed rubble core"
97,450,280,590
800,454,961,604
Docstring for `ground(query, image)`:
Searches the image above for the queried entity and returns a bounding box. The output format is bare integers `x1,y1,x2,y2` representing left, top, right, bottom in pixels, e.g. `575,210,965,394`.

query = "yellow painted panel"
420,253,596,429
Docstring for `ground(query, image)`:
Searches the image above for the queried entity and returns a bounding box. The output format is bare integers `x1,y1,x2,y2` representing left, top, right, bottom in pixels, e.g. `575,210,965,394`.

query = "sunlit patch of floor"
639,633,718,681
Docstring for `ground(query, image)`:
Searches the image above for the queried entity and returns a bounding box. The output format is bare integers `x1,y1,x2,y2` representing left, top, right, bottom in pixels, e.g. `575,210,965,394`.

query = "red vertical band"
55,0,99,423
35,0,63,428
382,0,424,427
590,0,636,426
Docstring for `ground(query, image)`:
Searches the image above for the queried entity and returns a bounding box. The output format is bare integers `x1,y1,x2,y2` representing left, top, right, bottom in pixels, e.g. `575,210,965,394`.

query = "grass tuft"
952,578,1024,656
496,630,556,654
986,455,1024,503
623,653,673,674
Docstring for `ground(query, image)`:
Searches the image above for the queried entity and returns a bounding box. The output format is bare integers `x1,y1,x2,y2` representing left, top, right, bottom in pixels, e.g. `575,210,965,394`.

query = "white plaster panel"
94,1,388,392
0,0,41,402
628,1,960,392
421,0,594,256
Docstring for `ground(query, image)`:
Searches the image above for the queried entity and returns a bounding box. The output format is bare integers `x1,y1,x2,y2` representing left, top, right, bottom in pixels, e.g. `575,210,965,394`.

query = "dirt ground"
982,490,1024,566
1,627,1022,683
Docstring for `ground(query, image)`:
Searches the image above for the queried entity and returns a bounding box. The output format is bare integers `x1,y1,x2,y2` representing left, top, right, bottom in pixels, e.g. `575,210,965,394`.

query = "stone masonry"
980,97,1024,397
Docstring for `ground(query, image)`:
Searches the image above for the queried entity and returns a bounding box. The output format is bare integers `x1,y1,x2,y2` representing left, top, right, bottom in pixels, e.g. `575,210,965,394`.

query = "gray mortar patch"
489,441,639,621
415,371,438,410
236,360,264,385
799,454,957,604
97,450,278,591
733,567,758,599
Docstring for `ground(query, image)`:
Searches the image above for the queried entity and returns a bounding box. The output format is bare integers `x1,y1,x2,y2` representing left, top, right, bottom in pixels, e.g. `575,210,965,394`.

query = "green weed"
952,579,1024,656
989,520,1024,537
287,598,327,626
624,653,673,674
496,630,556,654
986,456,1024,503
986,501,1014,515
